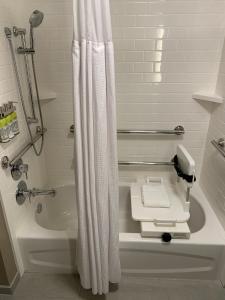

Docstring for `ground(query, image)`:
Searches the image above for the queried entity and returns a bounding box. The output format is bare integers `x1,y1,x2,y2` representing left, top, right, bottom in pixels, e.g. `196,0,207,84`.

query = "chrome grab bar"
211,138,225,158
69,124,182,167
70,125,185,136
118,161,174,166
1,127,47,169
117,126,185,135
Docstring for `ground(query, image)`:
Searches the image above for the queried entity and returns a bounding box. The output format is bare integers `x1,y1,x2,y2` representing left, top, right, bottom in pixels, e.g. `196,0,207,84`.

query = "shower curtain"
72,0,121,295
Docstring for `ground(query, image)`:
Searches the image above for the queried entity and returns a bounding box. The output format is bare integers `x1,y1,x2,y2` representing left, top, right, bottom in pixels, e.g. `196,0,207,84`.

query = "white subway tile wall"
112,0,224,178
20,0,224,185
200,39,225,230
0,1,48,272
10,1,225,186
20,0,74,186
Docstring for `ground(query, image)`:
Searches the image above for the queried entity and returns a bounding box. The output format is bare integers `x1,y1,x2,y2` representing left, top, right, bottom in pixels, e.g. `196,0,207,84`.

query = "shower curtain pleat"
72,0,121,294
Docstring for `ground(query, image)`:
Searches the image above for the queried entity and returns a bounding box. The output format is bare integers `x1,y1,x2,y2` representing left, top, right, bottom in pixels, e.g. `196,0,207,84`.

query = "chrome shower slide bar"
211,138,225,158
118,161,174,166
1,128,47,169
70,125,185,136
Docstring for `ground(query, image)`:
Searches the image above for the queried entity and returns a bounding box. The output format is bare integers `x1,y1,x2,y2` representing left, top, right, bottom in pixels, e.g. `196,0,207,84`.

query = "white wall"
20,0,225,187
111,0,225,181
20,0,74,186
0,0,48,272
1,1,225,201
200,38,225,229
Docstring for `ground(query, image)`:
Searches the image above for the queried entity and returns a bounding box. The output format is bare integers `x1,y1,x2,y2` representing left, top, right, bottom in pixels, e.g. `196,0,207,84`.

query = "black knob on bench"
161,232,172,243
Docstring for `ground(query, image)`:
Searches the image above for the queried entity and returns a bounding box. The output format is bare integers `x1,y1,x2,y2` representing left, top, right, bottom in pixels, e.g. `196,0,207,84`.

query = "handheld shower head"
29,10,44,28
29,10,44,49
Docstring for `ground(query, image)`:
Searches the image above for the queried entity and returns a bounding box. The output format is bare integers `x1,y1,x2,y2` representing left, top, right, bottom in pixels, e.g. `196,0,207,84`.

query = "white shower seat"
131,181,190,223
131,180,191,239
130,178,191,239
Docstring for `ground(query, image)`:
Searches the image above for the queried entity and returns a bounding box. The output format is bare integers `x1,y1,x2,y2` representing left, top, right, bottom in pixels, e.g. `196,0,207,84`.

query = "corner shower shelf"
192,93,223,104
39,90,57,102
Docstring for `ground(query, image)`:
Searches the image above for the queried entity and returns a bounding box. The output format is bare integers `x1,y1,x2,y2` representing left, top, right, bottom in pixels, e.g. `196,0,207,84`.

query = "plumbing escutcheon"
16,180,28,205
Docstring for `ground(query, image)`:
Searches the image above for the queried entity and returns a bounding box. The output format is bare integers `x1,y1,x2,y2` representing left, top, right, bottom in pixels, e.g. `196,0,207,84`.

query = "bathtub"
17,182,225,281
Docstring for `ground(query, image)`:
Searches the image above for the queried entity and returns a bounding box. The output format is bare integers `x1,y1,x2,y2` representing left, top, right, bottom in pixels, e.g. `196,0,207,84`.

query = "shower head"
29,10,44,49
29,10,44,28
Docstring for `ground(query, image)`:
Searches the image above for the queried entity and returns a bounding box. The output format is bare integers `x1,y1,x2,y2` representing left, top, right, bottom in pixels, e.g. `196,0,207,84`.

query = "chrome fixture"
69,123,184,167
29,10,44,28
11,158,28,181
70,124,75,134
4,10,45,157
16,181,28,205
13,25,37,121
1,127,47,170
36,203,43,214
29,10,44,49
211,138,225,158
13,24,38,122
16,181,56,206
30,188,56,197
117,126,185,136
70,124,185,136
13,26,26,37
4,27,34,129
17,46,36,55
118,161,175,166
4,27,12,39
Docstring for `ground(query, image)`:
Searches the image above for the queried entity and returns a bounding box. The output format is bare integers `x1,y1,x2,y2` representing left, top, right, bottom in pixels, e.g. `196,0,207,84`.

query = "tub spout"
16,181,56,206
31,188,56,198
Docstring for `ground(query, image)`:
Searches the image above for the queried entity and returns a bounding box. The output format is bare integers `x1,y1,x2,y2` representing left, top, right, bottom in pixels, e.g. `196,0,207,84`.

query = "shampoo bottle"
0,106,9,143
11,103,19,135
4,103,14,140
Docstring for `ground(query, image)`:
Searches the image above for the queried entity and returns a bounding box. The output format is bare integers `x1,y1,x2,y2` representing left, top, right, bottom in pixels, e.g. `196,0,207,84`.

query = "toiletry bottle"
12,104,19,135
9,103,15,139
4,103,14,140
0,106,9,143
9,102,14,138
0,107,5,142
8,102,16,136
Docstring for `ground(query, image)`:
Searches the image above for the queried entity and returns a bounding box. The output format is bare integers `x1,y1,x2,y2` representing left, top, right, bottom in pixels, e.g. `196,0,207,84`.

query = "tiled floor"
1,273,225,300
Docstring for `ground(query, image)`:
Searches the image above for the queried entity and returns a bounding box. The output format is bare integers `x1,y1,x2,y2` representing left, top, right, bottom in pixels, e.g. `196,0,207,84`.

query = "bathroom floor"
0,273,225,300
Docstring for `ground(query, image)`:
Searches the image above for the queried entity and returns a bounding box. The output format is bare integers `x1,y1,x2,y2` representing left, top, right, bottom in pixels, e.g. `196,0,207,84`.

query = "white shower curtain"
72,0,121,295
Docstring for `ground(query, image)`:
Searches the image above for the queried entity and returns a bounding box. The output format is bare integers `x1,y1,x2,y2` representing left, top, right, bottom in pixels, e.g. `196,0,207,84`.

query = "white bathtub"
17,182,225,281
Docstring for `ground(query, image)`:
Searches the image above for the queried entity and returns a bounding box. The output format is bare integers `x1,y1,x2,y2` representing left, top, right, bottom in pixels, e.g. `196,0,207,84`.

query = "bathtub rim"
16,183,225,247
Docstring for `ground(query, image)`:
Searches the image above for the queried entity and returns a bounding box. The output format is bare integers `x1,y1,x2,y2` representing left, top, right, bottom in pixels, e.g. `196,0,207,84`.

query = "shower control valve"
19,163,28,179
11,158,28,181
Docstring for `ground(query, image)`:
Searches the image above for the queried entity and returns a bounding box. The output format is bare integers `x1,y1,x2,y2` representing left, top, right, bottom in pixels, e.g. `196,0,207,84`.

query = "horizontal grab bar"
1,128,47,169
70,125,185,136
118,161,174,166
117,126,185,136
211,138,225,158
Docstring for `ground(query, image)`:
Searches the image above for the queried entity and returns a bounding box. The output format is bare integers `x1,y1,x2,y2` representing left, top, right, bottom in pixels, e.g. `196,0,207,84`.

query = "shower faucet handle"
19,163,28,179
11,158,28,180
